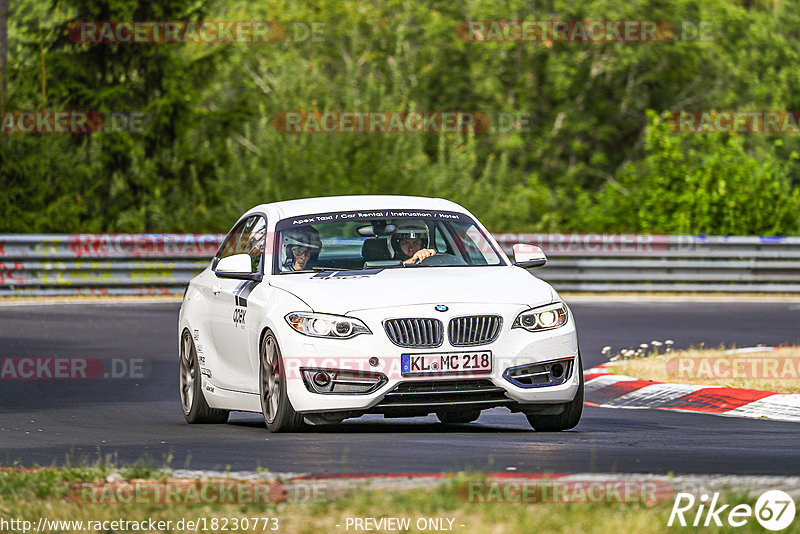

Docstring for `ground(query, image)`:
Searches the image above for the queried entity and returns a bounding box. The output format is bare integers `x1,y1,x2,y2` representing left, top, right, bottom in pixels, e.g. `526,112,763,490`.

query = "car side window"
235,216,267,273
460,226,496,265
215,219,249,267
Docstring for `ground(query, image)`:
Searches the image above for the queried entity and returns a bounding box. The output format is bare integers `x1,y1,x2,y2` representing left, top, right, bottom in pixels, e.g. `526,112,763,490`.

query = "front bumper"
277,303,580,414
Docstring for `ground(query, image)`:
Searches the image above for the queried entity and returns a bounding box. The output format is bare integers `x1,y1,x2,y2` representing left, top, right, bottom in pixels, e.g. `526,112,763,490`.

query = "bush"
583,111,800,235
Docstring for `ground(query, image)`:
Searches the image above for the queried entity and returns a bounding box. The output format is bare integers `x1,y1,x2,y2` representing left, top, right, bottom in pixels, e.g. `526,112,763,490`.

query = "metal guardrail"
0,234,223,296
1,233,799,295
493,234,800,292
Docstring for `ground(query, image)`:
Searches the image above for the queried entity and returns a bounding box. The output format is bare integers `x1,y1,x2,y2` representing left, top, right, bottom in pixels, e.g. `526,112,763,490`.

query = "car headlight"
285,312,371,339
512,303,568,332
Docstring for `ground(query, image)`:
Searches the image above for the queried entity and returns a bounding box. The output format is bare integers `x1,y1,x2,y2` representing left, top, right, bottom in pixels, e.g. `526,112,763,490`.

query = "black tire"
180,330,229,424
525,353,584,432
436,409,481,424
260,331,305,432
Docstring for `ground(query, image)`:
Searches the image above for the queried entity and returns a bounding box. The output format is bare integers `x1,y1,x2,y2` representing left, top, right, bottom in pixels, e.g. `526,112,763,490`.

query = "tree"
584,111,800,235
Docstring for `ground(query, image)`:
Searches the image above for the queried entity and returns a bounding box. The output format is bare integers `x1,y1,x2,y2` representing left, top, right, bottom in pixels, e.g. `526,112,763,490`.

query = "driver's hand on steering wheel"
403,248,437,265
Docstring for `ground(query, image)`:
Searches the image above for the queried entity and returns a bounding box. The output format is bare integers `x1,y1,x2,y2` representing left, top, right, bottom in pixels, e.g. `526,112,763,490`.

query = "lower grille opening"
370,379,512,412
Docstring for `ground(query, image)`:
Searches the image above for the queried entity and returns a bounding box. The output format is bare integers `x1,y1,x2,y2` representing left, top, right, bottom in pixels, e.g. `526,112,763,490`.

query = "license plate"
401,351,492,377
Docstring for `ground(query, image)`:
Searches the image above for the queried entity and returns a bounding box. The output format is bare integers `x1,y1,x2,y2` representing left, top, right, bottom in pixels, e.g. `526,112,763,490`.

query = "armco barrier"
1,234,799,295
0,234,224,296
494,234,800,292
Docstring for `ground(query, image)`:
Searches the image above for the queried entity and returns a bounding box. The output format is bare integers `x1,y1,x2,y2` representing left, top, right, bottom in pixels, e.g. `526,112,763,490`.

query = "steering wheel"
404,253,467,267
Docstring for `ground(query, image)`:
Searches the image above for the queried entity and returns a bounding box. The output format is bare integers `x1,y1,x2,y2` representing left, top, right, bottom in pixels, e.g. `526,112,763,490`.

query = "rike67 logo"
668,490,796,530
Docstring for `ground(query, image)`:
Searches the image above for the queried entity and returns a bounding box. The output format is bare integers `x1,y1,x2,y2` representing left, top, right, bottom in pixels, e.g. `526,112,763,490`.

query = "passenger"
283,226,322,271
391,221,437,265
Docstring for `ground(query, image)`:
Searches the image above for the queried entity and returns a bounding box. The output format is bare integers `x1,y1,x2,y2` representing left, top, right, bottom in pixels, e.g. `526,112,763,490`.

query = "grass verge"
0,466,796,533
613,346,800,394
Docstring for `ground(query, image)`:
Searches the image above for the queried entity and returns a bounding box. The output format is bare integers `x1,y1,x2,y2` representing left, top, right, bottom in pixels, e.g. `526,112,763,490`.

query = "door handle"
212,284,222,295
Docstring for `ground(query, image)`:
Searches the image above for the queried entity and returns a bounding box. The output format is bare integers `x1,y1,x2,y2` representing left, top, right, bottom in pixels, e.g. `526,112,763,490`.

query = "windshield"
273,210,505,274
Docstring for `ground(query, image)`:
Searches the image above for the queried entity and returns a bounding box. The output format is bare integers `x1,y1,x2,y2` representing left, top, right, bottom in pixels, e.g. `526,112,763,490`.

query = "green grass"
1,465,799,533
615,346,800,393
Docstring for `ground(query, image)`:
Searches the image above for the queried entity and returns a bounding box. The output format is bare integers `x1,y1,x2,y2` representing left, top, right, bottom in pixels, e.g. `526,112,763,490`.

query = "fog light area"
301,368,387,394
503,357,575,388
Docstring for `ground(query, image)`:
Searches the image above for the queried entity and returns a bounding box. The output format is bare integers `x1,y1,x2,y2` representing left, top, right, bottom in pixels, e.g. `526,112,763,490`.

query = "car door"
208,215,267,393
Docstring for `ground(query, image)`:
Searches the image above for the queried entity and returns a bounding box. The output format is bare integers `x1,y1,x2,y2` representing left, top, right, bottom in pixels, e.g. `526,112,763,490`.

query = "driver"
283,226,322,271
391,221,437,265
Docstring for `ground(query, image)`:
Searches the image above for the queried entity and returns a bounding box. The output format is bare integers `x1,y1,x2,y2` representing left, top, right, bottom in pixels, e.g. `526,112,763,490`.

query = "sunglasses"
292,247,312,257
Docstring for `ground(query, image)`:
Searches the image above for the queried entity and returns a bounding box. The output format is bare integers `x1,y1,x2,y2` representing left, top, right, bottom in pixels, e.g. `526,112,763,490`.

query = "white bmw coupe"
179,195,583,432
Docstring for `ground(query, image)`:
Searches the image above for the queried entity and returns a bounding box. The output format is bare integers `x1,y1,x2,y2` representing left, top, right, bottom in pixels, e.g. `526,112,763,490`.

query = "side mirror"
214,253,262,281
512,244,547,268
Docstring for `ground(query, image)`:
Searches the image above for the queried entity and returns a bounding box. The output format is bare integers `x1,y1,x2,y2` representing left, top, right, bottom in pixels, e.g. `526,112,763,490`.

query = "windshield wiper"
279,267,348,274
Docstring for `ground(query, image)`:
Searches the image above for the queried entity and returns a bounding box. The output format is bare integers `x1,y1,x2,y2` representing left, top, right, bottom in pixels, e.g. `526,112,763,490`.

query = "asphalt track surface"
1,300,799,475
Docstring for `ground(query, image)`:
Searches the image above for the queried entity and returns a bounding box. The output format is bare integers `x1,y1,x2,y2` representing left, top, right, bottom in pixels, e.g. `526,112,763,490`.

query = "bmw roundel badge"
435,305,448,312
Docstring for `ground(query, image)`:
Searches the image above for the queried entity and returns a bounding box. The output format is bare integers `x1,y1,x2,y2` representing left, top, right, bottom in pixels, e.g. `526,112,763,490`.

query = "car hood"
269,266,555,314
